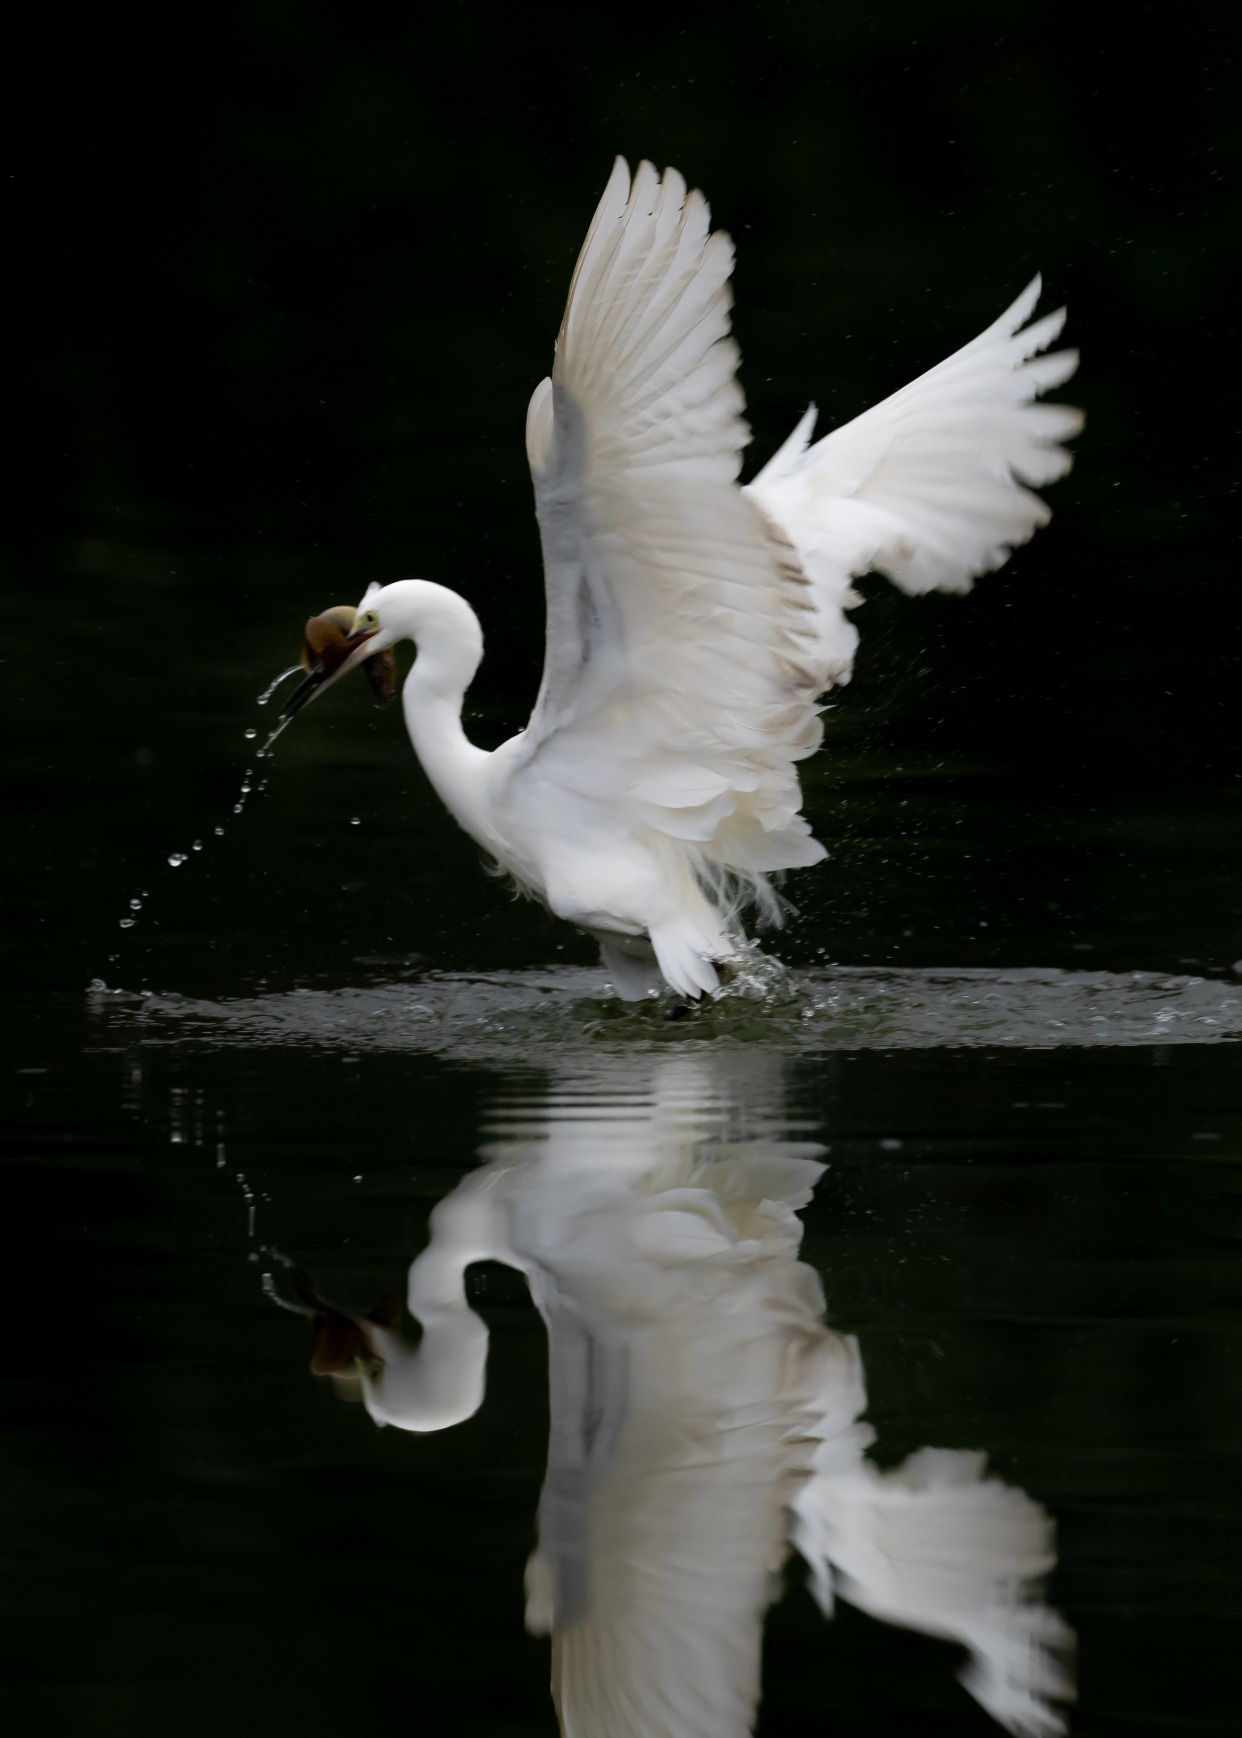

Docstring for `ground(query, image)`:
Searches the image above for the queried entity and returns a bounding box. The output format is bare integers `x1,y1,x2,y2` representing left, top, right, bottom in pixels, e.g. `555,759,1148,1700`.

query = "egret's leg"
595,935,662,1001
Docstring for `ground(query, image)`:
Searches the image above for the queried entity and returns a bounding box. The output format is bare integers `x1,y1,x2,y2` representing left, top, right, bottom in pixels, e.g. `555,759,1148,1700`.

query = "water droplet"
119,918,135,929
214,826,224,836
89,978,107,992
353,1175,363,1183
168,852,188,867
244,728,257,740
129,898,142,910
192,840,203,851
256,665,302,706
233,803,243,814
351,816,361,826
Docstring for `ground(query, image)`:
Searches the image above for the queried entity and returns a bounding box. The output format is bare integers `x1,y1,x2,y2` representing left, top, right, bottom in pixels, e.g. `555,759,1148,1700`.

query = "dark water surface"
6,926,1242,1734
5,9,1242,1734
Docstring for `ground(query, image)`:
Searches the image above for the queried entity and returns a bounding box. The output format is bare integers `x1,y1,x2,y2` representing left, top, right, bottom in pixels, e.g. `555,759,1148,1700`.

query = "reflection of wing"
516,158,827,880
369,1047,1072,1738
523,1158,841,1738
747,279,1081,685
794,1446,1073,1738
532,1300,631,1628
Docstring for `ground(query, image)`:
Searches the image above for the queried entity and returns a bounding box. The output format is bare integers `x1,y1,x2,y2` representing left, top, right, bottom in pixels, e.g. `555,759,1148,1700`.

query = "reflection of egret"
281,158,1080,998
280,1052,1071,1736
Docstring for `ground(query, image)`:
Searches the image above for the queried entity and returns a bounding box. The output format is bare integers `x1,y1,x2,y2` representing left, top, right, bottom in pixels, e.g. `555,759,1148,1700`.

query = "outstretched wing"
746,279,1082,683
515,159,828,880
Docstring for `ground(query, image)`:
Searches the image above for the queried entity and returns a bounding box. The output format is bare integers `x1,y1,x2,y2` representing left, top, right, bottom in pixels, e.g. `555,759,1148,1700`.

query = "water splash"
84,963,1242,1063
104,659,301,943
112,754,262,934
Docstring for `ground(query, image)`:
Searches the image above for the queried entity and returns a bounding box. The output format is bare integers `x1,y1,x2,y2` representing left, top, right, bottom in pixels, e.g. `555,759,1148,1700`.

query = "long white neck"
381,581,499,853
359,1180,506,1432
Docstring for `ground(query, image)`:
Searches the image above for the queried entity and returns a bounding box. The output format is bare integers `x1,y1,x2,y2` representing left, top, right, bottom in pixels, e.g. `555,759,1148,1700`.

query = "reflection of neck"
360,1188,501,1432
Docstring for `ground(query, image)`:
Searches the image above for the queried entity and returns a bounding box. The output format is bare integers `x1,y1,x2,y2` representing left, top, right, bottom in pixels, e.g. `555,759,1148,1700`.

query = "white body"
352,160,1081,996
356,1052,1072,1737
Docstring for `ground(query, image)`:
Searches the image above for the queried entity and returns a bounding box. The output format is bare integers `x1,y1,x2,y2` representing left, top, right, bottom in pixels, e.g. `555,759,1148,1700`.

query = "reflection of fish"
264,1259,401,1398
277,1053,1071,1736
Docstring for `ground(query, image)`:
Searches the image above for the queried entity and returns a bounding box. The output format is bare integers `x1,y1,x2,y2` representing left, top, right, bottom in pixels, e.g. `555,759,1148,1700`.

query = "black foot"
661,995,697,1022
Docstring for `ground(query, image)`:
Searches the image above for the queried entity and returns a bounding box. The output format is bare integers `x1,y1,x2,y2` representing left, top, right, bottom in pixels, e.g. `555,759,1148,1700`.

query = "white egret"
283,158,1081,998
282,1051,1071,1737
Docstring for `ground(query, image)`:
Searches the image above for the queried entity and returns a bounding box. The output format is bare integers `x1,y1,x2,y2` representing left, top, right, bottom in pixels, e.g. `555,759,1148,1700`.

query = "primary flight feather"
283,157,1081,998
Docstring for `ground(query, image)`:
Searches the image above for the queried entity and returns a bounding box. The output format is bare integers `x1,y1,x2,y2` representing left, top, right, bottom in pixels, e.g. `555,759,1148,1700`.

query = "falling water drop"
129,898,142,910
192,840,203,851
256,666,302,707
119,918,135,929
168,852,188,867
244,728,257,740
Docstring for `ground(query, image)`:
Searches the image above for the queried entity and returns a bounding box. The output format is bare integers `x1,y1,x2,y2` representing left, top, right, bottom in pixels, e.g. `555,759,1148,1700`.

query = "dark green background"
2,5,1240,1736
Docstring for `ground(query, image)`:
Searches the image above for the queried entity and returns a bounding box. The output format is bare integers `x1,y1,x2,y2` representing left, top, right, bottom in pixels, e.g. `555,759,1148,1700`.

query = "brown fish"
281,603,397,719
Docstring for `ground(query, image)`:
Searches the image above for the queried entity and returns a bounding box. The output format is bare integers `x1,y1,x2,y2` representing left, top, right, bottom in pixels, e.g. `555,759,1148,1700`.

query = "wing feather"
517,160,830,891
746,276,1082,686
509,163,1080,961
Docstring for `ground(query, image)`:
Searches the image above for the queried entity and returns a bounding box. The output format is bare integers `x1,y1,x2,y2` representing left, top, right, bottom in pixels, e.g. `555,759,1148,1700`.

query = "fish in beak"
279,604,397,721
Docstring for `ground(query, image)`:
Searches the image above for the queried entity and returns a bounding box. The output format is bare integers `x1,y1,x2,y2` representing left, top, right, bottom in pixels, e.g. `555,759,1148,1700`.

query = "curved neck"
359,1187,505,1433
360,1304,489,1432
397,594,498,853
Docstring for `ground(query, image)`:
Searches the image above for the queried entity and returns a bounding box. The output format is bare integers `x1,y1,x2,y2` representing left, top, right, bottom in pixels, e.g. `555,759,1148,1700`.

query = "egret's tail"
648,917,724,999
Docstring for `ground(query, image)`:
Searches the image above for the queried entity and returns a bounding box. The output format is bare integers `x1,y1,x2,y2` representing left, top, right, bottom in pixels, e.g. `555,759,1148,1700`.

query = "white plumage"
293,158,1080,997
334,1052,1071,1737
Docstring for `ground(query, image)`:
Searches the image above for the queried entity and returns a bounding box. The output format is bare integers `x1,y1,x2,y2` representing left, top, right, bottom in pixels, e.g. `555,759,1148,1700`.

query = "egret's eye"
357,609,379,631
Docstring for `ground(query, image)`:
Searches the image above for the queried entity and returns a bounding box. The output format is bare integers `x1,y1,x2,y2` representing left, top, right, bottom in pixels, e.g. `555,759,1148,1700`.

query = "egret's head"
279,583,398,721
279,579,482,720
